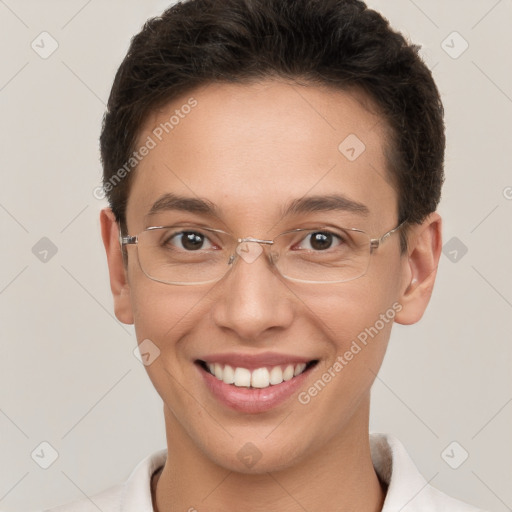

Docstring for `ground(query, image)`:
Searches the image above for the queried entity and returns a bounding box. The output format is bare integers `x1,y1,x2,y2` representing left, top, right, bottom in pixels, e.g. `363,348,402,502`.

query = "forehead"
126,80,397,232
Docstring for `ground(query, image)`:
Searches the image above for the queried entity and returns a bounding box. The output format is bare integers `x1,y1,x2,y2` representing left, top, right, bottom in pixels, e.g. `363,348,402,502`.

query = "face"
104,80,432,473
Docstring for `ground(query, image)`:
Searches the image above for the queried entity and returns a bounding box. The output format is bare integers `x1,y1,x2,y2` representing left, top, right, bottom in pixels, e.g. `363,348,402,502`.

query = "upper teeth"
206,362,308,388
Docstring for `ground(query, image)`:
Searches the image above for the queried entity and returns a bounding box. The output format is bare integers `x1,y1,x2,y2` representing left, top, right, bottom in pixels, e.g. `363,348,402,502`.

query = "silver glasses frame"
120,220,407,286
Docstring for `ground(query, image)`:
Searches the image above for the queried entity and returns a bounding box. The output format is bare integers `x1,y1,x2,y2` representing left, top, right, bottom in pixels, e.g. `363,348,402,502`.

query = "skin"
101,80,442,512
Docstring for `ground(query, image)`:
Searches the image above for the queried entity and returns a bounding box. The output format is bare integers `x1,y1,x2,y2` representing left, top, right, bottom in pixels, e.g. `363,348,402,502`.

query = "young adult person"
47,0,486,510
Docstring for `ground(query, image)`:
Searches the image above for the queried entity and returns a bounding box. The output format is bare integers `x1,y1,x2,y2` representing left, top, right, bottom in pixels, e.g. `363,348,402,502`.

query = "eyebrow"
281,194,369,217
146,193,219,218
145,192,369,220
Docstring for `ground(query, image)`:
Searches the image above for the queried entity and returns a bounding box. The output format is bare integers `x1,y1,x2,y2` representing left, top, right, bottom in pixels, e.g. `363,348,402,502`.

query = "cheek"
129,273,211,347
294,284,400,429
128,280,215,408
127,248,202,333
297,268,401,347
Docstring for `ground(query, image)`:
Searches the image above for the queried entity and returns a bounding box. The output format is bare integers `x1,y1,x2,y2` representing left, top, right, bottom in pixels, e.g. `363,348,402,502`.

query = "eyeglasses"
120,221,407,286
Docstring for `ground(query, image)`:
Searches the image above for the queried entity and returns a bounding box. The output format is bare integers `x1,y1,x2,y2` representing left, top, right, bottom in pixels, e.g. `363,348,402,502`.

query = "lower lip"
197,363,315,414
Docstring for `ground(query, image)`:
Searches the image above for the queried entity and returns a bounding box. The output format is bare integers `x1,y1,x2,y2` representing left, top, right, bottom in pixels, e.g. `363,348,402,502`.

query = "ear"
394,212,442,325
100,208,134,325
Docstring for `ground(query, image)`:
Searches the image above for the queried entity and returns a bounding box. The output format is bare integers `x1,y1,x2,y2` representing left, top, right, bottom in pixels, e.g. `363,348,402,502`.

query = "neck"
153,399,385,512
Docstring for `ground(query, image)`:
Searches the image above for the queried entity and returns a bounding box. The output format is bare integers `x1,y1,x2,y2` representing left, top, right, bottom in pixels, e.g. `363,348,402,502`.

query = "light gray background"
0,1,511,511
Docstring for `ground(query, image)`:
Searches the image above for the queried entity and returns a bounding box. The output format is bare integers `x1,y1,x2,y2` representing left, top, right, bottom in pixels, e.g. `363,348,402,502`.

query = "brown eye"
165,231,213,251
297,231,344,251
310,232,333,250
181,232,205,250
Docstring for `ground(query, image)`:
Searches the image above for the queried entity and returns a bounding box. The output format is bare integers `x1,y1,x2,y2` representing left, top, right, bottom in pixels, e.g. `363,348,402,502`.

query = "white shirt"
45,434,486,512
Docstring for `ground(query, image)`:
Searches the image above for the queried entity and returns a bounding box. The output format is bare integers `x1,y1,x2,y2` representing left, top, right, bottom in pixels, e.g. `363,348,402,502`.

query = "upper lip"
196,351,317,370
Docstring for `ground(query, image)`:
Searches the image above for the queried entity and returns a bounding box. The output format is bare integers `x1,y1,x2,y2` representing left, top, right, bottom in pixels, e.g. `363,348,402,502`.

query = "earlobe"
100,208,134,325
394,213,442,325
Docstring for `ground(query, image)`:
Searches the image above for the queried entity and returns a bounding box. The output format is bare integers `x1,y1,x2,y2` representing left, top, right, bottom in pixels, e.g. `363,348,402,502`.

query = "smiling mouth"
196,360,318,389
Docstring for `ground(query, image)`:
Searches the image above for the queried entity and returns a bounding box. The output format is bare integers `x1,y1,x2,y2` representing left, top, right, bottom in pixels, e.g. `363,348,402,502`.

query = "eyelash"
164,229,346,251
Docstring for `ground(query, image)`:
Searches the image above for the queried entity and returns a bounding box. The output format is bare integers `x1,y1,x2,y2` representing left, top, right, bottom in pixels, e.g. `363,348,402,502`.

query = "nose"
210,240,295,342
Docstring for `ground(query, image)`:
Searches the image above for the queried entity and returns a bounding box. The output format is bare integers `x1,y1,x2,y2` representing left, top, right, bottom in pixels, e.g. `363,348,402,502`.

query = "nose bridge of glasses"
226,236,278,269
237,236,274,245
